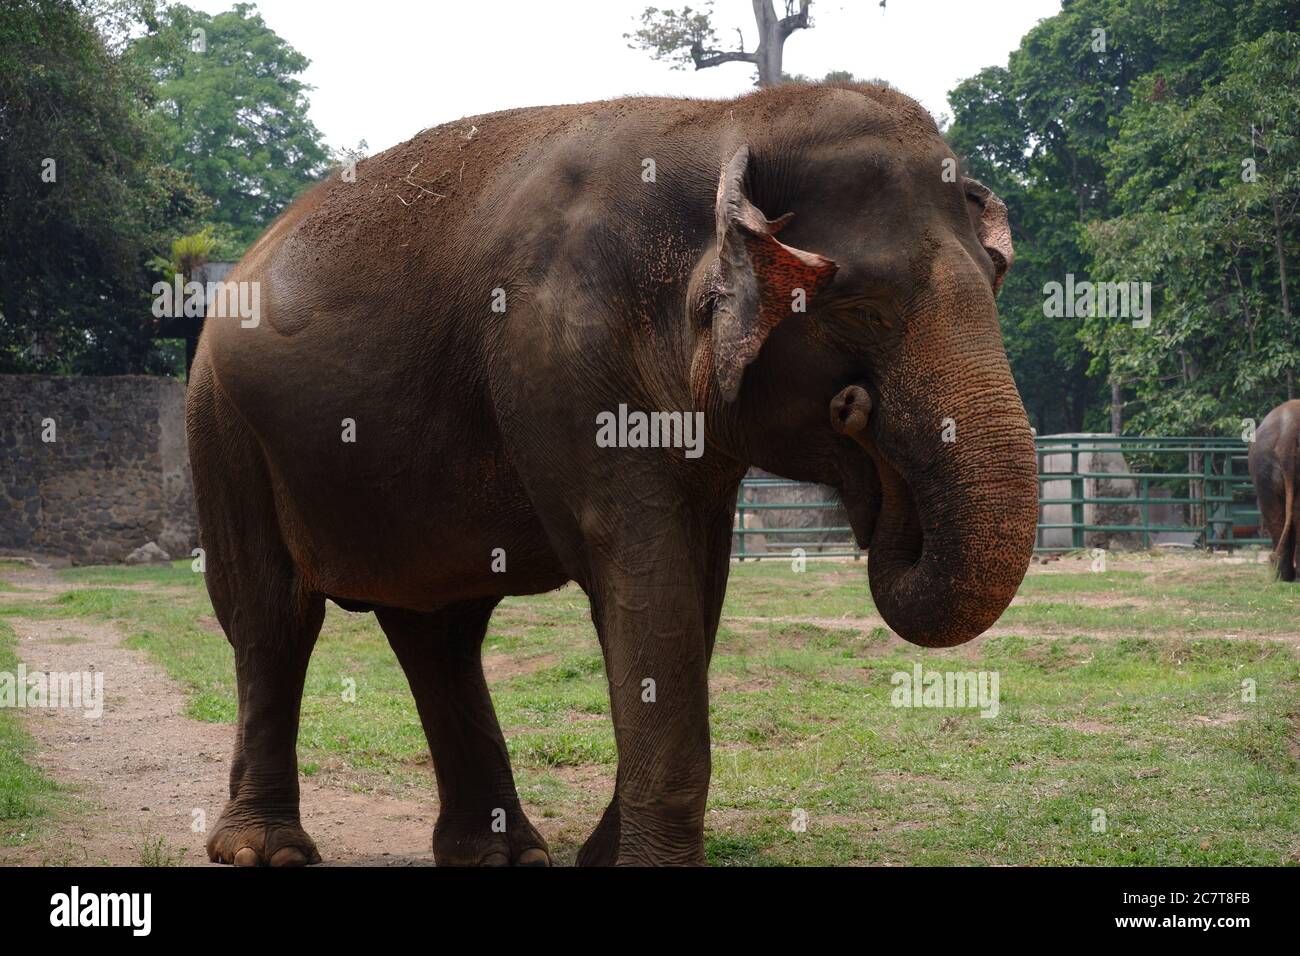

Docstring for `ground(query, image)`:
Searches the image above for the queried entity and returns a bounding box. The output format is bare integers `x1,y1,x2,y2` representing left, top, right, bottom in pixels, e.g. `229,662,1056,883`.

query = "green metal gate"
731,436,1269,560
1035,436,1266,552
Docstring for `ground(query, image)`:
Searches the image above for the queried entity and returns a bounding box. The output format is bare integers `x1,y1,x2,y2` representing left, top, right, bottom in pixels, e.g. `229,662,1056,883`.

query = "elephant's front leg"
585,566,715,866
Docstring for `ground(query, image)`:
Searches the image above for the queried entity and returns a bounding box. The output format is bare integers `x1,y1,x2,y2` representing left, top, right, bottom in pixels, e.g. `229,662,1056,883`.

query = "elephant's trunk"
833,265,1038,648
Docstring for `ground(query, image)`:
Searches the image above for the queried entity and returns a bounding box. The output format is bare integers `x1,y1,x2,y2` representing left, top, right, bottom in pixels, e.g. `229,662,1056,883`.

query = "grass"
0,619,60,847
136,833,189,867
0,549,1297,865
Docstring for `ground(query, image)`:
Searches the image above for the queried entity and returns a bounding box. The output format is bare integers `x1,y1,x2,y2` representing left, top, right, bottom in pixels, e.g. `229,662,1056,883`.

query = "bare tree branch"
628,0,817,86
690,42,758,70
779,0,812,39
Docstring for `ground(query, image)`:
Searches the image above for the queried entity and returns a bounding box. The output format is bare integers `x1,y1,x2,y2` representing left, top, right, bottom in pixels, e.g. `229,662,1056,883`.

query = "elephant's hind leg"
1280,463,1299,581
188,359,326,866
375,602,551,866
206,587,324,866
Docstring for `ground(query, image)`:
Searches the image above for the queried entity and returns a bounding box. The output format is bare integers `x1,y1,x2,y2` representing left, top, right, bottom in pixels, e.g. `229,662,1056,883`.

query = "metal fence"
733,476,861,560
732,436,1268,560
1035,435,1266,552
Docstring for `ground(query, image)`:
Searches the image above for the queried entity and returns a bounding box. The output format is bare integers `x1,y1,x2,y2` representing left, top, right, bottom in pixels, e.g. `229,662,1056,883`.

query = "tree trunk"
752,0,783,86
1110,378,1122,435
1269,185,1295,399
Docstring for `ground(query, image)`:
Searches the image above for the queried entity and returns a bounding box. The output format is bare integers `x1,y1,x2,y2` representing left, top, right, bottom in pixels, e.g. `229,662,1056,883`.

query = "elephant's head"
693,85,1037,648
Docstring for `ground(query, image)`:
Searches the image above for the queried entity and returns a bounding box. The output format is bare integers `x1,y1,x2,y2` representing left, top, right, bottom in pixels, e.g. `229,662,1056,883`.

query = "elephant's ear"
962,177,1014,294
712,145,838,402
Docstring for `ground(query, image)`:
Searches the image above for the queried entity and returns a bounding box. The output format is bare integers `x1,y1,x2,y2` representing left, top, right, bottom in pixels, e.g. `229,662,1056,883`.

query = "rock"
124,541,171,565
157,530,192,560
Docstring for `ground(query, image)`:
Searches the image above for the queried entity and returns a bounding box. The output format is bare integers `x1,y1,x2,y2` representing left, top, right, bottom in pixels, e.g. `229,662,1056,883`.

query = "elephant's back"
200,97,718,400
1250,400,1300,485
284,105,573,272
1255,401,1300,449
198,108,557,407
267,96,708,287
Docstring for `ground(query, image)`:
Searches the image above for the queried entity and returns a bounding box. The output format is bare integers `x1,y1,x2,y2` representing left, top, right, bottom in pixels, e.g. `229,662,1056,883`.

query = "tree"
126,2,330,249
1081,31,1300,436
783,69,867,85
0,0,208,374
945,0,1298,435
627,1,814,87
947,50,1110,434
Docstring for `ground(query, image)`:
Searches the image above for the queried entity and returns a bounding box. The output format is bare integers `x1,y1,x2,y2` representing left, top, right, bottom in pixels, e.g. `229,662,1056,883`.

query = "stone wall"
0,375,196,564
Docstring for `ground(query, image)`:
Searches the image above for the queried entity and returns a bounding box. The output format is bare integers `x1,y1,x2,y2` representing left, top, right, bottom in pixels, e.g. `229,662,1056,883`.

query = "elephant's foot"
576,797,620,866
578,797,707,865
206,802,321,867
433,806,551,866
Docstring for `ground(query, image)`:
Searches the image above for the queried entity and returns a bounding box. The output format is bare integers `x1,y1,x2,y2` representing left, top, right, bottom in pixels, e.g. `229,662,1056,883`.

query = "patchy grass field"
1,550,1297,865
0,625,60,845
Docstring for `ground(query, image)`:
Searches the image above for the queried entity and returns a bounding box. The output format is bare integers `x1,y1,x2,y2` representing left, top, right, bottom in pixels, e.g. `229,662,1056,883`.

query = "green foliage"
1083,31,1300,434
0,0,209,374
170,228,216,272
136,833,188,866
0,1,331,374
145,225,214,283
946,0,1299,434
625,3,719,69
780,69,865,85
126,2,331,249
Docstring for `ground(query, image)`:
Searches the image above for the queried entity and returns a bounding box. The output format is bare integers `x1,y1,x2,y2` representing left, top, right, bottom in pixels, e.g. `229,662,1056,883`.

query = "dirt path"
1,572,437,866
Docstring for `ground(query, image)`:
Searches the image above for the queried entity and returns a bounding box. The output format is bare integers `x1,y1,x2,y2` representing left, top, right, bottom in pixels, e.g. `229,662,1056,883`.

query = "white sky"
188,0,1061,155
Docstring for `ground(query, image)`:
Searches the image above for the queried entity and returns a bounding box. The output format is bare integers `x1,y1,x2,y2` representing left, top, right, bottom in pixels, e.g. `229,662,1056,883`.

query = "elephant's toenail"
233,847,260,866
516,848,550,867
481,851,510,866
269,846,309,867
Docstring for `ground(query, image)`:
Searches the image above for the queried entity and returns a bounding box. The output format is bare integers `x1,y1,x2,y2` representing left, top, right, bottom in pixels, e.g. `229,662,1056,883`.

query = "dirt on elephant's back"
0,574,439,866
292,105,574,251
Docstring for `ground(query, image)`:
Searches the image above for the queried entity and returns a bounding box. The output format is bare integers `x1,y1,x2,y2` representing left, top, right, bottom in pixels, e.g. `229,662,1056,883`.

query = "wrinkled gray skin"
186,82,1038,867
1249,400,1300,580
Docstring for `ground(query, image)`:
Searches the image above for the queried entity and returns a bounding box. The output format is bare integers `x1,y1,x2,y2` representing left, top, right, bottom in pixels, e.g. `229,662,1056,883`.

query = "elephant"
185,81,1038,867
1249,400,1300,580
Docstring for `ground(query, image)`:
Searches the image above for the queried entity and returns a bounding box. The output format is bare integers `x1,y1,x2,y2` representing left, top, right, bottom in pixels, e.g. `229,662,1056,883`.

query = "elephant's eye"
694,284,721,327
